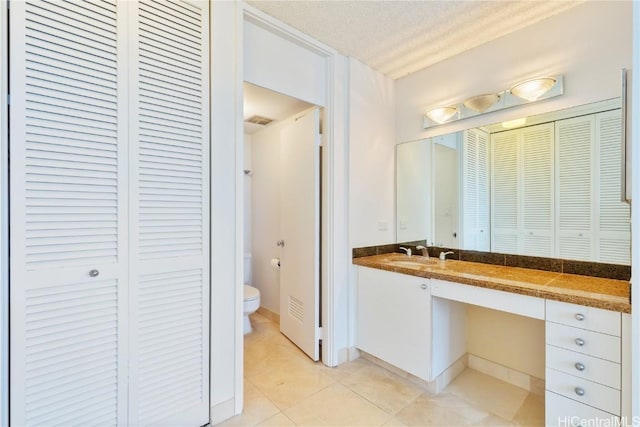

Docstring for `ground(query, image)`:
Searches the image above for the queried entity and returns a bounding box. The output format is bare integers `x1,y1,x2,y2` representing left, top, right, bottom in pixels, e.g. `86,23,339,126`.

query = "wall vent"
245,115,274,126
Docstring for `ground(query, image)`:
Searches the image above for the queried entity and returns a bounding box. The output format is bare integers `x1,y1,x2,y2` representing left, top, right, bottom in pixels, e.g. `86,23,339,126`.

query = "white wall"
466,307,545,379
349,58,397,248
396,1,633,143
250,122,284,314
347,58,396,356
244,18,327,107
244,134,252,265
396,140,431,243
393,1,632,380
0,2,7,423
210,0,243,421
631,1,639,419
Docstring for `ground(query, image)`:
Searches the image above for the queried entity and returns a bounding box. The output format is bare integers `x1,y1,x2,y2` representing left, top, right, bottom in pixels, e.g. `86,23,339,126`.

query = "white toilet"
243,254,261,334
243,285,260,334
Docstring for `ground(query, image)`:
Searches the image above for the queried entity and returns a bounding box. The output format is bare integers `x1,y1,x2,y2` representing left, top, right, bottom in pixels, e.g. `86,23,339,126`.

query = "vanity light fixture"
509,77,558,102
463,93,501,113
424,106,458,124
423,74,563,129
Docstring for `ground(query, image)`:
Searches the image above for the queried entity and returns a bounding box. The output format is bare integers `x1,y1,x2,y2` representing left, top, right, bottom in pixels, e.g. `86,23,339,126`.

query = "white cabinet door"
356,267,431,380
127,1,210,426
9,1,128,424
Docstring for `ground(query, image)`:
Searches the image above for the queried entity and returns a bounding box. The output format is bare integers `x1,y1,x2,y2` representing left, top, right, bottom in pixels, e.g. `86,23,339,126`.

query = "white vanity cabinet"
356,266,431,380
545,300,624,426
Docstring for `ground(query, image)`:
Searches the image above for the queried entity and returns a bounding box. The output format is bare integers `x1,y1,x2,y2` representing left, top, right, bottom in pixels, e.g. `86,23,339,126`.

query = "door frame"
0,2,8,425
234,3,348,411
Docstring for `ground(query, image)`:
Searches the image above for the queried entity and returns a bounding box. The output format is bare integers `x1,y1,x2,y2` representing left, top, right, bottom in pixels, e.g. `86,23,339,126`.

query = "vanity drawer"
546,345,620,389
546,300,620,336
546,322,620,362
546,391,619,427
546,368,620,415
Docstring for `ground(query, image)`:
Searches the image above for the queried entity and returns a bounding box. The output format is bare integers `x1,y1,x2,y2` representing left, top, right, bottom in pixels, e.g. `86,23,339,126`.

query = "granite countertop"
353,253,631,313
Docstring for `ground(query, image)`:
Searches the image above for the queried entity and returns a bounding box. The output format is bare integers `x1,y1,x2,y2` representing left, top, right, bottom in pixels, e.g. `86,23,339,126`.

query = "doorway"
243,83,322,361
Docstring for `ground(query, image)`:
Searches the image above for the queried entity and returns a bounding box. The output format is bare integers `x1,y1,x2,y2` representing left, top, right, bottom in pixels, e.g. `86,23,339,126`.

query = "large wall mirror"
396,98,631,265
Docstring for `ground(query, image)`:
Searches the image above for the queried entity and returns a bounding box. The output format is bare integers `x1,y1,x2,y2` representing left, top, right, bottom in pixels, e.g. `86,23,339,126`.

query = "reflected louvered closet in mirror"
397,99,631,265
8,1,210,425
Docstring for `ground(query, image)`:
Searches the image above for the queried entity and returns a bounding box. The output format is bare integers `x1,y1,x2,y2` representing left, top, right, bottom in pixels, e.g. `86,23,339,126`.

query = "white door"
9,1,129,424
279,108,321,361
127,1,210,426
9,1,210,425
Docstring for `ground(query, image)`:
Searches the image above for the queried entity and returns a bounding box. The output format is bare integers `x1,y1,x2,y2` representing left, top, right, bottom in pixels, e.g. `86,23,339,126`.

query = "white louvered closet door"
127,1,210,426
556,115,595,260
596,110,630,264
521,123,554,257
461,128,490,251
9,1,129,425
491,130,519,254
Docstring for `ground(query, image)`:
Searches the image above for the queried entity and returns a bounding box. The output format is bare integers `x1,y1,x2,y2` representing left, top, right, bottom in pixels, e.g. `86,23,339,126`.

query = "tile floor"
215,312,544,427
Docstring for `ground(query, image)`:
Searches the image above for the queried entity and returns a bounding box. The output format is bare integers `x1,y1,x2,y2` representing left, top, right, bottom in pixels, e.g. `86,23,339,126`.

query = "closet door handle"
89,269,99,278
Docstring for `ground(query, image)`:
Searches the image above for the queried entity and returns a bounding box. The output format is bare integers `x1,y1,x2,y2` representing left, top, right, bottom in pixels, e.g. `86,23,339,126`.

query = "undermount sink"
384,255,439,268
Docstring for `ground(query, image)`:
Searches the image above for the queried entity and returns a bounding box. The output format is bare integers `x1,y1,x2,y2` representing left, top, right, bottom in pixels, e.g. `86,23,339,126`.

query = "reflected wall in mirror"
396,98,631,265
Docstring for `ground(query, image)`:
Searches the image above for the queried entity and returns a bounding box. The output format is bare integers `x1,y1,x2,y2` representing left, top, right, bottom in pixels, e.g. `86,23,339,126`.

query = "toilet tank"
243,253,252,285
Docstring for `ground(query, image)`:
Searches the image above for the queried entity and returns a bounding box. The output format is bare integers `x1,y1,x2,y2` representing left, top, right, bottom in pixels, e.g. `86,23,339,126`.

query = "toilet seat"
244,284,259,301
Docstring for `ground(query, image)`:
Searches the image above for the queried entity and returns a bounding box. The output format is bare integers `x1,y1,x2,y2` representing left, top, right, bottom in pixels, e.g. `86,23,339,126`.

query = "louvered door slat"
10,0,128,425
556,115,594,260
521,123,554,256
461,128,490,250
129,1,210,425
595,110,630,264
491,130,519,253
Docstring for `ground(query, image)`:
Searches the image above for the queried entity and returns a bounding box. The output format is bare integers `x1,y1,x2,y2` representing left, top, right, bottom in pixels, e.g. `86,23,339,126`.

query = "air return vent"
245,115,274,126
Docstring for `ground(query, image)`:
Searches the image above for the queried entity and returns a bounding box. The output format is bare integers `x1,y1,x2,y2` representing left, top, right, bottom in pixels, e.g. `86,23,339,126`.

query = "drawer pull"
575,338,585,346
575,362,585,371
575,313,585,321
574,387,585,396
421,284,428,290
89,269,99,277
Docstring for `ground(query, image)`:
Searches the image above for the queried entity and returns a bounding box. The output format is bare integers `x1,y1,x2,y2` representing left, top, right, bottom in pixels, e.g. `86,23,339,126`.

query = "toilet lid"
244,285,259,301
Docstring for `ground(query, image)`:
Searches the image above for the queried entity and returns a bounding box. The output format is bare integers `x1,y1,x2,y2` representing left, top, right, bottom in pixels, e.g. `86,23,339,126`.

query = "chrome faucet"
439,251,454,261
415,245,429,258
399,247,412,257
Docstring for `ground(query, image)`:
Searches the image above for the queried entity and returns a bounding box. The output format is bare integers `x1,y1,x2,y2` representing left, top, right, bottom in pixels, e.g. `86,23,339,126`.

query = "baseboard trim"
210,397,236,425
257,306,280,325
468,353,544,395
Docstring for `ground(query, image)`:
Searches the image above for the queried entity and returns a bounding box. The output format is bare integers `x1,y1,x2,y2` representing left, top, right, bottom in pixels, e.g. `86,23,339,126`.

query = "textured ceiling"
247,1,582,80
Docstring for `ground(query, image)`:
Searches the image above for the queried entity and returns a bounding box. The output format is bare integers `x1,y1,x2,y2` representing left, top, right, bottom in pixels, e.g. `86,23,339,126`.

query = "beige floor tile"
446,369,529,421
250,356,335,410
474,414,515,426
513,393,545,427
320,357,372,382
340,363,424,415
254,412,297,427
284,382,392,426
214,381,280,427
383,417,409,426
394,392,492,426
